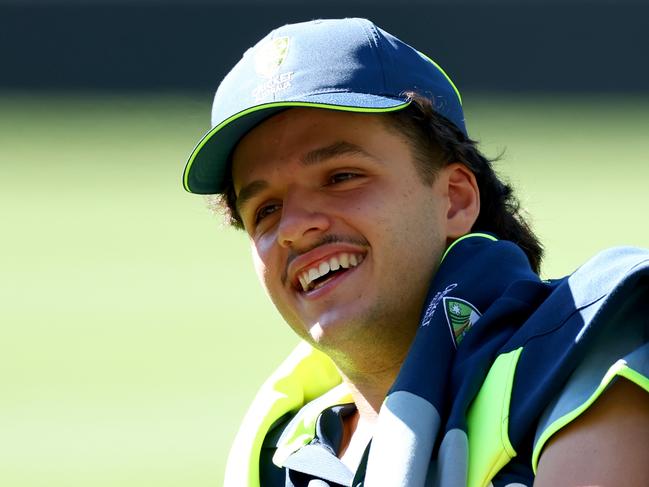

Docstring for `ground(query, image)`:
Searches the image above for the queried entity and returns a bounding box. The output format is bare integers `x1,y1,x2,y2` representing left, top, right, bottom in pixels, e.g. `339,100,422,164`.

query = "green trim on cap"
418,51,463,106
183,100,411,193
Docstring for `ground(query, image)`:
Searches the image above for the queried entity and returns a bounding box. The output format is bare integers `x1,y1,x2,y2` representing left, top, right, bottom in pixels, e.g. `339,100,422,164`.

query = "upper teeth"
298,253,363,292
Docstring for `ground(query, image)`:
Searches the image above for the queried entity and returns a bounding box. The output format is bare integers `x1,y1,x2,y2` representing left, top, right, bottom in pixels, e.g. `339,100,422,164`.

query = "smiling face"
231,108,454,367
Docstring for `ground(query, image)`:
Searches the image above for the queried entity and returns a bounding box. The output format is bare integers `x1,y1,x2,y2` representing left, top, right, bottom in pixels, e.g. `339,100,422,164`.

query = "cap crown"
184,18,465,194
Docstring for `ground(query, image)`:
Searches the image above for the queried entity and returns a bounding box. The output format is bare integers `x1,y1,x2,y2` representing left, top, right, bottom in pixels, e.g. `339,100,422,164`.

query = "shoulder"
470,245,649,485
535,378,649,486
530,246,649,484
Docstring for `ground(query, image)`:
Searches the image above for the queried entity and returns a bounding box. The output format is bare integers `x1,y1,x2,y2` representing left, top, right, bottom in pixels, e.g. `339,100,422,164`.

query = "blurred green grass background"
1,93,647,486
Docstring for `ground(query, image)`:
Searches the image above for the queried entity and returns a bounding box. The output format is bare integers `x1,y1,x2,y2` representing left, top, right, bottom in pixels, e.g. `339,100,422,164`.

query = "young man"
183,18,649,487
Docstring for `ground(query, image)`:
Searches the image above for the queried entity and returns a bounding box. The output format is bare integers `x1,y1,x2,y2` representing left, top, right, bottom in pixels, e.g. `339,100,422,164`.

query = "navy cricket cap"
183,18,465,194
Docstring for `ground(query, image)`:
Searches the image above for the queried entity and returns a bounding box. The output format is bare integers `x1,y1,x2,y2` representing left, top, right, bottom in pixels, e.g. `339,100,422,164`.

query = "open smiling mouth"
297,253,365,293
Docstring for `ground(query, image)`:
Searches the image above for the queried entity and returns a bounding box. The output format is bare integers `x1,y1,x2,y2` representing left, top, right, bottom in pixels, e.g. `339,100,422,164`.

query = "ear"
441,163,480,240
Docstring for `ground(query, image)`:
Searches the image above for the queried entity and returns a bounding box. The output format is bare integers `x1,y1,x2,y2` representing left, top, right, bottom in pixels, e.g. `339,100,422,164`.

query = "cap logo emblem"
254,37,289,78
443,297,481,347
251,37,293,102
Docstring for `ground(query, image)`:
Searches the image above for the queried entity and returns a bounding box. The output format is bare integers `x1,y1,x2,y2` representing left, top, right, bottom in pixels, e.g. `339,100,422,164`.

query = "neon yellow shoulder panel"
273,382,353,465
223,342,342,487
466,347,522,487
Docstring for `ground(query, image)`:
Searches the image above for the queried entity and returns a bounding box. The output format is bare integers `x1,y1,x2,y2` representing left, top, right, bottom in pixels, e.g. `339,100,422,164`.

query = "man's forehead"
230,108,388,185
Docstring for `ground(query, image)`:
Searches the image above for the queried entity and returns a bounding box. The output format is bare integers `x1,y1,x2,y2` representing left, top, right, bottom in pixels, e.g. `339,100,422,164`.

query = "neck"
335,364,402,470
317,316,421,462
338,361,401,421
323,319,416,422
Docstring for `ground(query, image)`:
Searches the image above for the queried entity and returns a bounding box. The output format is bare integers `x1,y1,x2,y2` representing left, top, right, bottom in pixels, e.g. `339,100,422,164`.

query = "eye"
255,203,282,223
328,172,360,185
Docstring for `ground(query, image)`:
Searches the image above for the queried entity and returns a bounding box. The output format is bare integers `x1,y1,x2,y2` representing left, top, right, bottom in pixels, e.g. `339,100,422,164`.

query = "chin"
303,313,371,352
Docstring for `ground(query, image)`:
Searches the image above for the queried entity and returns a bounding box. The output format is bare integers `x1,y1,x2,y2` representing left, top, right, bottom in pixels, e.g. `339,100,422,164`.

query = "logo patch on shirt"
443,297,481,346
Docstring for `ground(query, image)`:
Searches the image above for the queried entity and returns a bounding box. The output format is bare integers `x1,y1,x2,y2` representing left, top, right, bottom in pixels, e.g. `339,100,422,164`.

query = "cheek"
250,236,292,311
251,241,274,296
251,240,308,339
250,229,277,270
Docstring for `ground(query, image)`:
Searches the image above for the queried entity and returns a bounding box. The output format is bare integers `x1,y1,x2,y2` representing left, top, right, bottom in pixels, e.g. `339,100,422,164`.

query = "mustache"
282,234,369,283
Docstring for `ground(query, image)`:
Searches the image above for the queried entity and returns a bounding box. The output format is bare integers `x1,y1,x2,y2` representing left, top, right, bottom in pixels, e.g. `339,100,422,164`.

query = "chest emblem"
443,297,481,346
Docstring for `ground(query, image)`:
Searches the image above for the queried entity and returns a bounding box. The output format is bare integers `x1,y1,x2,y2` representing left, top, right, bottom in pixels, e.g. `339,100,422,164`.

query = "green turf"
0,92,647,486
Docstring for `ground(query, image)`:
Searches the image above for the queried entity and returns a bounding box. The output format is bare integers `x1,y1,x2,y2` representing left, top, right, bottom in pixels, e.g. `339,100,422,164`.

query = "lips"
296,252,365,292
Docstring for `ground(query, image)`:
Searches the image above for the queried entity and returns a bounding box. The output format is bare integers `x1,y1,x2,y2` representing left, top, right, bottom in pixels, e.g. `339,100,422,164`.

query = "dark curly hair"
213,93,543,273
385,92,543,273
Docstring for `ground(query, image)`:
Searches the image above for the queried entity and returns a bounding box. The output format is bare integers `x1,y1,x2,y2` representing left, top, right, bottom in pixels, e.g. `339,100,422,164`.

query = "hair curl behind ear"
385,92,544,274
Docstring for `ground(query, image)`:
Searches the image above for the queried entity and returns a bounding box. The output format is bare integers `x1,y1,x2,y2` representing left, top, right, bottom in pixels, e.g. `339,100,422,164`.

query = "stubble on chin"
302,302,419,377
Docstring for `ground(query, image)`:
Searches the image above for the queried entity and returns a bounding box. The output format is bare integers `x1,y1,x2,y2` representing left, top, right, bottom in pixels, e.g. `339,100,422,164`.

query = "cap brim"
183,93,411,194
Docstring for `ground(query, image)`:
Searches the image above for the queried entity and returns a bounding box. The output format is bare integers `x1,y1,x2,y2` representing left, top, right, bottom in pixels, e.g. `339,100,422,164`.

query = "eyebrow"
235,141,376,215
301,141,374,165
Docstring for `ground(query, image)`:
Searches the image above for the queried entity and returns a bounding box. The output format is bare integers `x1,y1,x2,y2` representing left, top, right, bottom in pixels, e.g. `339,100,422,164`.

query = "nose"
277,186,331,248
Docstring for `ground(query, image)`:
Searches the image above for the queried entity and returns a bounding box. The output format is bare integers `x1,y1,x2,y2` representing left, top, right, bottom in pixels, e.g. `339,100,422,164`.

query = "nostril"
279,236,294,248
277,212,332,248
